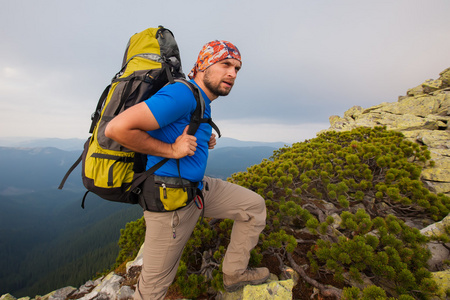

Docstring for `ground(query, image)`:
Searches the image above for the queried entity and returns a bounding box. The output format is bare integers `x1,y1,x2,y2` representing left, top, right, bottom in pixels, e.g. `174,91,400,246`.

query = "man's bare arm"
104,102,197,159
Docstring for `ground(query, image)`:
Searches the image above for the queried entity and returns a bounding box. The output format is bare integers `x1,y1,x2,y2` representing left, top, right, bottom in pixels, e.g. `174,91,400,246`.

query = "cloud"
1,0,450,142
217,118,329,144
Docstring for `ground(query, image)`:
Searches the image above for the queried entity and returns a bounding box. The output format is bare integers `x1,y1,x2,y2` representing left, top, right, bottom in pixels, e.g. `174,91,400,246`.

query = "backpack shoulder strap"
173,78,221,137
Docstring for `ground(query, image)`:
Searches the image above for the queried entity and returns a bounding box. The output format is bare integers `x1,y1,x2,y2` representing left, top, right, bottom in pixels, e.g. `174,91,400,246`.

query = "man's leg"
202,177,268,291
134,201,202,300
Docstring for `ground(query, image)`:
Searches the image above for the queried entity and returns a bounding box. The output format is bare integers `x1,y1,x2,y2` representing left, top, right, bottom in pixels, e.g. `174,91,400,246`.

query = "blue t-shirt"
144,80,212,183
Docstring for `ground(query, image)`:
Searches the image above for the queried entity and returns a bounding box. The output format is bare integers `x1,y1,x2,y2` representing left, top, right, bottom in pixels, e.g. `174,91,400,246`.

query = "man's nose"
228,68,237,78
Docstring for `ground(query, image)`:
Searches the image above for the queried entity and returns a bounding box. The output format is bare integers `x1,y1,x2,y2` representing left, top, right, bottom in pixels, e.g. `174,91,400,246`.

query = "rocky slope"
325,67,450,198
2,68,450,300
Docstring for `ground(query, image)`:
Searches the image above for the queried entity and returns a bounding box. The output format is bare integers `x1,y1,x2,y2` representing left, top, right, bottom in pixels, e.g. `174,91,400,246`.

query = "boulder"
343,105,364,119
421,168,450,183
78,272,124,300
438,67,450,86
422,79,444,94
219,274,294,300
69,279,102,299
48,287,76,300
420,214,450,271
116,286,134,300
242,280,294,299
421,214,450,237
431,269,450,300
373,96,441,117
126,243,144,273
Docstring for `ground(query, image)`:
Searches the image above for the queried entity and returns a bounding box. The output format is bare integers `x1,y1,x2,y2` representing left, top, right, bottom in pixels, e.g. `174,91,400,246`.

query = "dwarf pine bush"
309,210,437,298
115,216,145,268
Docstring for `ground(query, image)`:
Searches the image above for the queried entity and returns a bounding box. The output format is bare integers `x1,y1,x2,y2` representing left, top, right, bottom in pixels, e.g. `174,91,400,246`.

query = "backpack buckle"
132,187,142,195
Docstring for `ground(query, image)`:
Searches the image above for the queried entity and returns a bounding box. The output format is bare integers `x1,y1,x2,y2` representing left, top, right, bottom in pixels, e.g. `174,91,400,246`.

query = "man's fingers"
189,142,197,154
172,126,199,158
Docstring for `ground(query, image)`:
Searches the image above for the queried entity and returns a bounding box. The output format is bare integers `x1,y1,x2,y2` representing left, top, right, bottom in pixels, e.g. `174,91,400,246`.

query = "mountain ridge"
0,137,289,151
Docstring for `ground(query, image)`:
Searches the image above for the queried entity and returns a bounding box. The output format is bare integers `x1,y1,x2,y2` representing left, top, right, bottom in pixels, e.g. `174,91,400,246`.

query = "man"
105,40,268,299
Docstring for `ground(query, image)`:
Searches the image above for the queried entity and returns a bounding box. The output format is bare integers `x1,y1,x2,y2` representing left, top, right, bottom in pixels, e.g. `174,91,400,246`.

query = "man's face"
201,58,242,98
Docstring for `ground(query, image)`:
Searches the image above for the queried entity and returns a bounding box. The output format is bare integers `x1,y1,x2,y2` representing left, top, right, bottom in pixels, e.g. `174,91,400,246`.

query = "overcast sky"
1,0,449,144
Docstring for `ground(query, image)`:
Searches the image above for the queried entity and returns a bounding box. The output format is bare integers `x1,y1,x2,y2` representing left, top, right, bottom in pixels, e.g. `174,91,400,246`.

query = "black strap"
164,62,175,84
183,81,204,136
89,153,137,187
196,188,205,223
174,79,221,138
146,157,170,175
81,191,90,209
189,117,221,138
210,119,221,138
202,118,221,138
113,74,148,83
58,152,83,189
107,157,135,187
89,85,111,134
91,153,134,162
113,77,137,116
176,159,186,191
129,157,170,194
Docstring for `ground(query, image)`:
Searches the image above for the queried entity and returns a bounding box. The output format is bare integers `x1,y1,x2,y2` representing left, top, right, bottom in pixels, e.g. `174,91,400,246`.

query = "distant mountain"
214,137,288,149
0,138,283,196
0,137,86,151
0,137,288,151
206,146,276,179
0,147,83,195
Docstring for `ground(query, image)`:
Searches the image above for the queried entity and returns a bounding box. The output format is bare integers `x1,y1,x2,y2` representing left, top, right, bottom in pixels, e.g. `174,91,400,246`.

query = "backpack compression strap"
89,85,111,134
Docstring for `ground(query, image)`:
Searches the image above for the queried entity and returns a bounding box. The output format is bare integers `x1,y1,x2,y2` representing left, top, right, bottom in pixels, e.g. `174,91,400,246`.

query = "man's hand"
208,133,217,149
171,126,198,158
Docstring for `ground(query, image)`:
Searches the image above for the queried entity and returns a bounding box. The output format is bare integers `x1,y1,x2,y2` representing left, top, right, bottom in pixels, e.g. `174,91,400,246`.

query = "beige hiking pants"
133,176,266,300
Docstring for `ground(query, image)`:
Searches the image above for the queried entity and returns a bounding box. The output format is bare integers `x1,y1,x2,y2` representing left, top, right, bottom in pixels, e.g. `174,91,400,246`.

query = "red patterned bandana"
188,40,242,79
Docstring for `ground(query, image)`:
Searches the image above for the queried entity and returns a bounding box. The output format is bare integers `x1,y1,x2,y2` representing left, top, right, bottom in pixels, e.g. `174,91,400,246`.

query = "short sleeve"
144,82,196,128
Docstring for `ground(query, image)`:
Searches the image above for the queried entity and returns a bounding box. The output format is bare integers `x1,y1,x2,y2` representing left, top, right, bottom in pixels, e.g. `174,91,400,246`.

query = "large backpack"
59,26,220,208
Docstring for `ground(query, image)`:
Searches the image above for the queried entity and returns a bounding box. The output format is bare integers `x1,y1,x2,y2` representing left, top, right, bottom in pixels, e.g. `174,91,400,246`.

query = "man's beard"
203,70,232,97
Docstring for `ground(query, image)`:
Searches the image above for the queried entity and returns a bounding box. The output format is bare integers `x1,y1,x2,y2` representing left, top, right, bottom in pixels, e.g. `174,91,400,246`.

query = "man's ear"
193,71,204,84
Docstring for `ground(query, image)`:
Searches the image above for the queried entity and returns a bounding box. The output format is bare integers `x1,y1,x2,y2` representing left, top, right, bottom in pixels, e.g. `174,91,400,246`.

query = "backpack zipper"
162,183,167,199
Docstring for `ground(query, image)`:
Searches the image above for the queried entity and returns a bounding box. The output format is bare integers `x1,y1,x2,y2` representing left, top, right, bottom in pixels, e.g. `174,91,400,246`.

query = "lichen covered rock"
242,279,294,299
431,269,450,300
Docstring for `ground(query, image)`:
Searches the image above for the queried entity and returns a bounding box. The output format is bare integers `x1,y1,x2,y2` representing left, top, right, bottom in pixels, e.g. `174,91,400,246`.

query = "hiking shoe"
223,267,270,292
